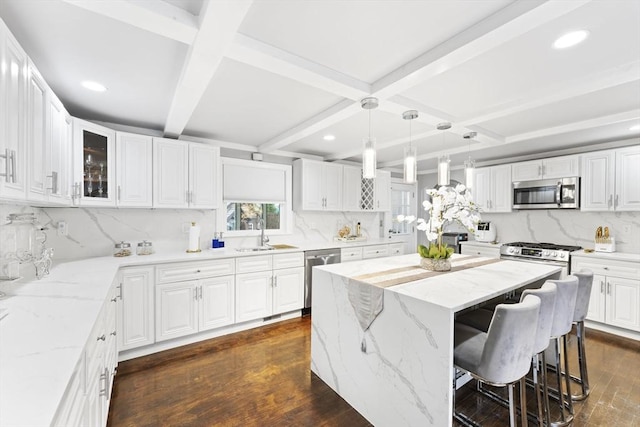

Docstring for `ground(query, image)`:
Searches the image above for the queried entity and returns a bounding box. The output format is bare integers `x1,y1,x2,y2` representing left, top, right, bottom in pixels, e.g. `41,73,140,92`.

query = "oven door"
500,254,568,278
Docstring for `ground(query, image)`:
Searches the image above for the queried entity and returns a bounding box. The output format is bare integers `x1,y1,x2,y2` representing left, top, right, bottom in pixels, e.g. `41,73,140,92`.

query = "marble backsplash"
0,203,383,261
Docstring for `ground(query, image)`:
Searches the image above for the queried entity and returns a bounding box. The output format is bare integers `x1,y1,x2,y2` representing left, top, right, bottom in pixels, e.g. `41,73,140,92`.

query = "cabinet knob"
97,334,106,341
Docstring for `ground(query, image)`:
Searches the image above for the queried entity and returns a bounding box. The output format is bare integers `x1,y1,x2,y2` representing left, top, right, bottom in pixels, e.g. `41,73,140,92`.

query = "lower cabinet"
460,243,501,258
573,255,640,333
235,253,304,323
53,282,118,427
118,267,155,351
362,244,389,259
156,275,235,342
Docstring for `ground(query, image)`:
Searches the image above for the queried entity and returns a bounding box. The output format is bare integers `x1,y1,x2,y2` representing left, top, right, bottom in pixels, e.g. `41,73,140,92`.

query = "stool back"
479,294,541,384
548,276,579,338
521,282,557,355
572,270,594,322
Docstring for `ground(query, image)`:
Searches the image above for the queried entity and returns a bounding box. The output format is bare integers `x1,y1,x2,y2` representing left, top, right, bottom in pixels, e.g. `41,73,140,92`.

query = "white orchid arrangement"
404,184,481,259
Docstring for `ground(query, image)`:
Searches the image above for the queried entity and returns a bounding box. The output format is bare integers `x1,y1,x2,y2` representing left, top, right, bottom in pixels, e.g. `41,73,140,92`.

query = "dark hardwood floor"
108,316,639,426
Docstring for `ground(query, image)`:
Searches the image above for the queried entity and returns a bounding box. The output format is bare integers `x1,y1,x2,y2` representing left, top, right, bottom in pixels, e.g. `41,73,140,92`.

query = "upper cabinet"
116,132,153,208
342,165,362,211
153,138,219,209
512,154,579,181
373,170,391,211
582,146,640,211
293,159,343,211
473,165,511,213
72,119,116,206
0,22,28,200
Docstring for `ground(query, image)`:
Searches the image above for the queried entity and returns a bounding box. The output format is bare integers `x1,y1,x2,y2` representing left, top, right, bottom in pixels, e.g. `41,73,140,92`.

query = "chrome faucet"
258,218,269,247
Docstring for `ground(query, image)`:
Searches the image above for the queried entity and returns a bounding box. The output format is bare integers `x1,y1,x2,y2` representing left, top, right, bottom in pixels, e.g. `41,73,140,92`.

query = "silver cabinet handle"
607,282,611,295
608,195,613,208
194,287,198,300
117,284,123,300
603,266,609,270
117,185,121,201
199,285,203,300
538,165,542,177
99,369,108,397
614,194,619,209
274,276,278,287
600,280,604,293
111,296,118,303
46,171,58,194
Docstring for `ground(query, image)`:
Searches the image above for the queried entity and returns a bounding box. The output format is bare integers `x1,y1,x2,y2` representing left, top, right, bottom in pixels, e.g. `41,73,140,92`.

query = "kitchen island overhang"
310,253,562,427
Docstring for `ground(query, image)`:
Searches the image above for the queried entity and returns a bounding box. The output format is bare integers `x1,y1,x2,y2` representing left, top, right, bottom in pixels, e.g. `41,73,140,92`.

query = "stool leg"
571,320,590,401
550,337,574,427
562,335,574,415
533,354,545,427
508,383,516,427
540,351,551,427
520,377,528,427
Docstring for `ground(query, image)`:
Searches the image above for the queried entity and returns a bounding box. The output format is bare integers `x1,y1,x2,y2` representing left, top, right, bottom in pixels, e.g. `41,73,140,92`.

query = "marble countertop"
0,236,405,426
570,250,640,263
317,253,562,312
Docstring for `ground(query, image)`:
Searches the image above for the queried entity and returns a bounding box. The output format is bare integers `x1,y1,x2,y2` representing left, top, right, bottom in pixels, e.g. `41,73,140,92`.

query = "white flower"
404,215,416,223
396,214,405,222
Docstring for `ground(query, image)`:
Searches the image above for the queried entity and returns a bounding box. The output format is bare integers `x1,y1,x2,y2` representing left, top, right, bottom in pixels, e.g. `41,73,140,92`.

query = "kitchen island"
311,253,562,427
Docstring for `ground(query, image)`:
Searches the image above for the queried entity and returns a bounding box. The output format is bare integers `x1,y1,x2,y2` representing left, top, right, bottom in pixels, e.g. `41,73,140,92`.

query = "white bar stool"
569,270,594,401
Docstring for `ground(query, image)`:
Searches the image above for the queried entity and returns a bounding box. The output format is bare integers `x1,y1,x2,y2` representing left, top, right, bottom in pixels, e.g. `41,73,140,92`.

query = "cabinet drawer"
362,244,389,259
156,259,235,283
572,257,640,280
341,247,363,262
273,252,304,269
461,245,500,258
388,243,405,256
236,255,273,274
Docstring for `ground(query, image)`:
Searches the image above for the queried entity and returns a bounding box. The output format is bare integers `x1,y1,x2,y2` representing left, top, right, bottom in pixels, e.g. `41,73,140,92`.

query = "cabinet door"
581,150,615,211
153,138,189,208
273,267,304,315
586,274,606,323
512,160,542,181
491,165,512,212
189,143,218,209
156,281,198,341
614,145,640,211
26,63,48,202
606,276,640,331
342,165,362,211
235,271,273,322
116,132,153,207
199,275,235,331
460,244,500,258
323,163,343,210
472,167,491,211
0,28,27,200
374,170,391,211
301,160,324,210
47,93,71,205
118,267,155,351
543,155,579,179
73,118,116,206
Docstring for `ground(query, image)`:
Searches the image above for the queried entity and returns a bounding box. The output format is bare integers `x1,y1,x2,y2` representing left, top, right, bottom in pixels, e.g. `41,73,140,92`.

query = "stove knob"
508,247,515,254
551,251,557,257
559,252,566,259
543,250,550,256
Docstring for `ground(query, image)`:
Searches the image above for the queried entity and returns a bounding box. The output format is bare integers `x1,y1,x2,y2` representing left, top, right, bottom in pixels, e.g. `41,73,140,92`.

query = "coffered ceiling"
1,0,639,175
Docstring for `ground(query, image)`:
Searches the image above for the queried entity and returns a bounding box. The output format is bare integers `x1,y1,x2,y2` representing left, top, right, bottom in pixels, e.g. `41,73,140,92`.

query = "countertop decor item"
594,225,615,252
412,184,481,270
187,222,201,253
113,241,132,257
136,240,154,255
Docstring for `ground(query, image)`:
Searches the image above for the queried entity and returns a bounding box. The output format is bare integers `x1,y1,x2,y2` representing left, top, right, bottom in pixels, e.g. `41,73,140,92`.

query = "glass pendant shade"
438,154,450,186
362,137,377,179
464,157,475,189
403,146,417,183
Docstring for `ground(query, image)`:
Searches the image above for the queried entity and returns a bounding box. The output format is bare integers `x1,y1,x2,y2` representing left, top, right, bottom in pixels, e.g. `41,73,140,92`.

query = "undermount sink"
235,246,275,252
269,244,298,250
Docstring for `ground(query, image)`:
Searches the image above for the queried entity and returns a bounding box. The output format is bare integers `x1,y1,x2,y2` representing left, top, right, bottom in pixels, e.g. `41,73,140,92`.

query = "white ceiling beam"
506,109,640,143
258,99,360,153
163,0,253,138
227,34,370,100
459,60,640,126
61,0,198,44
371,0,591,98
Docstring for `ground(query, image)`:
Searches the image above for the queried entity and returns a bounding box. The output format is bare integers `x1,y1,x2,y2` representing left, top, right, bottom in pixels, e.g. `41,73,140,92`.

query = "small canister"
136,240,154,256
113,241,132,257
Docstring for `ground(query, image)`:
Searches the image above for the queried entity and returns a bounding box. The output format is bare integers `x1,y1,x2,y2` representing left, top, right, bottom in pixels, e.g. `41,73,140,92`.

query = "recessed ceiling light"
323,134,336,141
81,80,107,92
553,30,589,49
630,124,640,131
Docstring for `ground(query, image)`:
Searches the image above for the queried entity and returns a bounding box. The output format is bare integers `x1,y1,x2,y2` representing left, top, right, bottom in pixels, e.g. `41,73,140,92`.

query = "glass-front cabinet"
73,118,116,206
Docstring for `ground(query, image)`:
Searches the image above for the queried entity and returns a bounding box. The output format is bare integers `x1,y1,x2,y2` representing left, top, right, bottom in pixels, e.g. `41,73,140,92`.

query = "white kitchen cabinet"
473,165,511,213
343,165,362,211
0,22,27,200
25,60,47,202
374,170,392,211
153,138,219,209
460,242,501,258
293,158,343,211
115,132,153,207
118,267,155,351
200,276,236,330
581,146,640,211
362,244,389,259
73,118,116,206
46,93,72,205
156,280,199,341
511,155,579,181
388,242,405,256
572,255,640,333
341,246,363,262
235,252,304,322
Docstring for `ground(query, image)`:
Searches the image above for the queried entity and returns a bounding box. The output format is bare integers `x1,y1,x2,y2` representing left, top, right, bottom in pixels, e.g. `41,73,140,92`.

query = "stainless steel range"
500,242,582,277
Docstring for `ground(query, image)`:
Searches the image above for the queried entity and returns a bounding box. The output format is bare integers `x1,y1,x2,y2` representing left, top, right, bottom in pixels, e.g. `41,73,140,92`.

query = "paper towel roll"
188,222,200,252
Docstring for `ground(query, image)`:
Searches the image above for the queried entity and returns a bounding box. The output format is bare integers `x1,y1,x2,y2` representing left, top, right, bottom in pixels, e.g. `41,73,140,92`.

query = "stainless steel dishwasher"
303,248,341,315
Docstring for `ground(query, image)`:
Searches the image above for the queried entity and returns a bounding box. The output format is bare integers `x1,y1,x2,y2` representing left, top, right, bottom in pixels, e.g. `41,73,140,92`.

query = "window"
391,186,413,235
220,158,292,236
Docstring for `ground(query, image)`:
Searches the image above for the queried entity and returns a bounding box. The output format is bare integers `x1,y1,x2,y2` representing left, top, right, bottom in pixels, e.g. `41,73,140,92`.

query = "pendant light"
463,131,477,190
402,110,418,184
361,97,379,179
437,122,451,186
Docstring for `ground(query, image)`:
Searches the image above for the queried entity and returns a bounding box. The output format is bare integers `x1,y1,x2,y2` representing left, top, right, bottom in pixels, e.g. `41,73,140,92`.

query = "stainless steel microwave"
512,177,580,209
